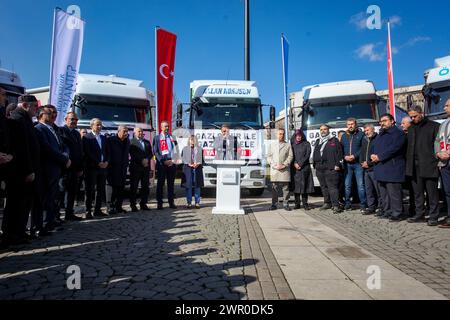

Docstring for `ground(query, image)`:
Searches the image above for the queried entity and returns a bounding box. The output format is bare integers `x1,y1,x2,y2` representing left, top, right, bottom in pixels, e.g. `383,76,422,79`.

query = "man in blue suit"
35,106,71,232
371,113,407,221
83,118,110,219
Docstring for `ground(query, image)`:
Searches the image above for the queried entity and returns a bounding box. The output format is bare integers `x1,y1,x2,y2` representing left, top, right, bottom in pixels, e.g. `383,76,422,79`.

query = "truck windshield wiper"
202,122,221,129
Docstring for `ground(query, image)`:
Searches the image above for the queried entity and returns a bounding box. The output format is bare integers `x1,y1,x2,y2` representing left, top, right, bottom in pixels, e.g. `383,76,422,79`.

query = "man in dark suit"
130,127,153,212
83,118,110,218
0,101,31,246
8,95,40,240
153,121,179,210
371,114,407,221
60,111,84,221
35,106,72,232
107,126,130,215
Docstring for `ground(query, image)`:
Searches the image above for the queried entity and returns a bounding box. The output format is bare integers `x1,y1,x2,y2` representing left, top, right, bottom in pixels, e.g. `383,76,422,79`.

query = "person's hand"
334,166,341,171
0,153,13,165
77,171,83,177
164,160,173,167
371,155,380,163
66,159,72,169
437,152,450,161
361,161,369,169
344,156,352,162
25,173,35,183
142,159,149,168
294,163,301,170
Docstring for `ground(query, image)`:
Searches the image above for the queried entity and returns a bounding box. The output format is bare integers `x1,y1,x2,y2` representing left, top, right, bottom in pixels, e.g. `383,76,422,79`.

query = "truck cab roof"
302,80,377,104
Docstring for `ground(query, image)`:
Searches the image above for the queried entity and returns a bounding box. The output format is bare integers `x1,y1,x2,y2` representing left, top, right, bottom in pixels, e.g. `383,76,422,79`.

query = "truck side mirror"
270,106,276,129
176,103,183,128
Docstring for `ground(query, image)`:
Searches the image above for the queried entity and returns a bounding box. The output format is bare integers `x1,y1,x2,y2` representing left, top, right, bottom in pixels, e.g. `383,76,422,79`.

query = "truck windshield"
76,98,150,123
303,100,378,129
428,87,450,115
193,103,263,129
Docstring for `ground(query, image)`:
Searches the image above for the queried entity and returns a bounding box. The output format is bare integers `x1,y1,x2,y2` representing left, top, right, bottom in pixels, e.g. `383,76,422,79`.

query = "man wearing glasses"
371,114,407,221
214,124,239,161
60,112,84,221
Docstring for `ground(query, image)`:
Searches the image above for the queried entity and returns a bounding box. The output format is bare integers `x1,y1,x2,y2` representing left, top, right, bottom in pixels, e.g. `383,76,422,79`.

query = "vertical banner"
281,34,290,141
156,27,177,133
387,21,396,120
49,8,85,126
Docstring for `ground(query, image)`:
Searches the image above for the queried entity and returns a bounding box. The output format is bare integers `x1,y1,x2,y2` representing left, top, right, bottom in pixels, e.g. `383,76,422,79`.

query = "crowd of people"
1,91,450,247
0,92,193,247
269,100,450,230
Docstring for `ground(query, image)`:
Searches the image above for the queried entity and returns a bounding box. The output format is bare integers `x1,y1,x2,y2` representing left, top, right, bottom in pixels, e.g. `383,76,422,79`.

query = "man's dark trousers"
378,181,403,218
156,163,176,206
441,163,450,220
364,170,381,211
130,167,150,207
316,168,340,208
410,161,439,222
85,168,107,213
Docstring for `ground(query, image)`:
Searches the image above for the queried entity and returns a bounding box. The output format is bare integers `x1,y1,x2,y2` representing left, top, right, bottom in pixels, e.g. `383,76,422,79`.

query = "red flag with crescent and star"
156,27,177,133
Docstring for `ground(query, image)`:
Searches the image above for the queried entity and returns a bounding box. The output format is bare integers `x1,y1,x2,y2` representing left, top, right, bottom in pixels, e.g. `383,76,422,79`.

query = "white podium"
211,160,246,215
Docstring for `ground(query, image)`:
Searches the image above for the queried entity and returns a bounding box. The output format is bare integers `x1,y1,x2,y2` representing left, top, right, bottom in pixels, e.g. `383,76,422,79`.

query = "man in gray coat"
268,128,294,211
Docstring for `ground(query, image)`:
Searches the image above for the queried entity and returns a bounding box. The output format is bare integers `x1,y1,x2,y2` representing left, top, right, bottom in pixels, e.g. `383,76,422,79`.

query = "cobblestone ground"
0,194,293,300
305,196,450,299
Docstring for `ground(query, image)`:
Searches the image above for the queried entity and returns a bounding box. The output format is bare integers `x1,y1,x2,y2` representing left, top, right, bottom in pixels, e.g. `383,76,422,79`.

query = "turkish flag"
387,22,396,121
156,28,177,133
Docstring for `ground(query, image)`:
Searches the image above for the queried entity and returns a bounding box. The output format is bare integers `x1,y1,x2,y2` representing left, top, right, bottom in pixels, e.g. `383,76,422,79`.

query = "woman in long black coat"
107,127,130,214
181,135,204,209
291,129,315,210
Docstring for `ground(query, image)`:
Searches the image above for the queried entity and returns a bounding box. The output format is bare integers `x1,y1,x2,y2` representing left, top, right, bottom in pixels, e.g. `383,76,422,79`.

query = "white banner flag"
49,7,85,126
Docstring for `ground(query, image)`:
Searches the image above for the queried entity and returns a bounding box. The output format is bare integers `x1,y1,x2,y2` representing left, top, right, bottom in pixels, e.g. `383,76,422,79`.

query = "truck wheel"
249,189,265,197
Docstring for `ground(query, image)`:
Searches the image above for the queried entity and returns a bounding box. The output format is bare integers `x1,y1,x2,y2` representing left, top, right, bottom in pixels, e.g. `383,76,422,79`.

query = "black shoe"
407,217,424,223
94,211,108,217
284,206,292,212
195,204,201,209
269,205,278,211
85,212,94,220
157,204,164,210
169,204,177,209
131,206,139,213
303,204,311,211
333,207,343,214
344,204,352,211
66,215,84,221
117,208,128,214
186,204,193,209
140,204,150,211
428,220,439,227
363,209,375,216
390,216,405,222
319,204,332,211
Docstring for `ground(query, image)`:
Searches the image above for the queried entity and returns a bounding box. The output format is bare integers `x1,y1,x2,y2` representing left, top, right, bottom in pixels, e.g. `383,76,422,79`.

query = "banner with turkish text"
49,8,85,126
156,28,177,133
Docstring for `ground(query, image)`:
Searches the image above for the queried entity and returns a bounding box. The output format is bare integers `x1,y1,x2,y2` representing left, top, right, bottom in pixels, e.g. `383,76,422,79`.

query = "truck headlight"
250,170,265,179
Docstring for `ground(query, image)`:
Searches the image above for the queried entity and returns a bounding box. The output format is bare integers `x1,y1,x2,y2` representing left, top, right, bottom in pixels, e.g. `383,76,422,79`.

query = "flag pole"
48,8,58,105
281,34,289,142
387,21,396,120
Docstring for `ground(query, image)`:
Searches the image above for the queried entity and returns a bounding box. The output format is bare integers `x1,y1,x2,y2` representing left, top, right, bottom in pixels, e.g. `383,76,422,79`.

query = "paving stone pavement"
0,195,293,300
303,196,450,299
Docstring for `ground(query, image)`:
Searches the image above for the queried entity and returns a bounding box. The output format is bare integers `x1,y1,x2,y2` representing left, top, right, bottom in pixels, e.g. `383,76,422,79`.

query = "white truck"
290,80,382,186
28,73,156,138
0,68,26,105
423,55,450,121
175,80,276,196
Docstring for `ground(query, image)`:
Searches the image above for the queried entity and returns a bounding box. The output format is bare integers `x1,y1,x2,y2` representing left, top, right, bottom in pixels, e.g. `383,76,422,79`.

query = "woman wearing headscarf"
181,135,204,209
291,129,315,210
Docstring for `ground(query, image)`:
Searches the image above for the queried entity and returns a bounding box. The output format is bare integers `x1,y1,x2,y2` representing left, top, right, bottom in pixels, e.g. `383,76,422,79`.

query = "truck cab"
0,68,25,105
177,80,274,196
423,56,450,122
290,80,381,186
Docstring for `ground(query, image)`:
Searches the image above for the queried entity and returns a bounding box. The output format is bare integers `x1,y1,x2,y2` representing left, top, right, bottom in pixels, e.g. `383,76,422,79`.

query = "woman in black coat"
291,129,315,210
181,135,204,209
107,127,130,214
